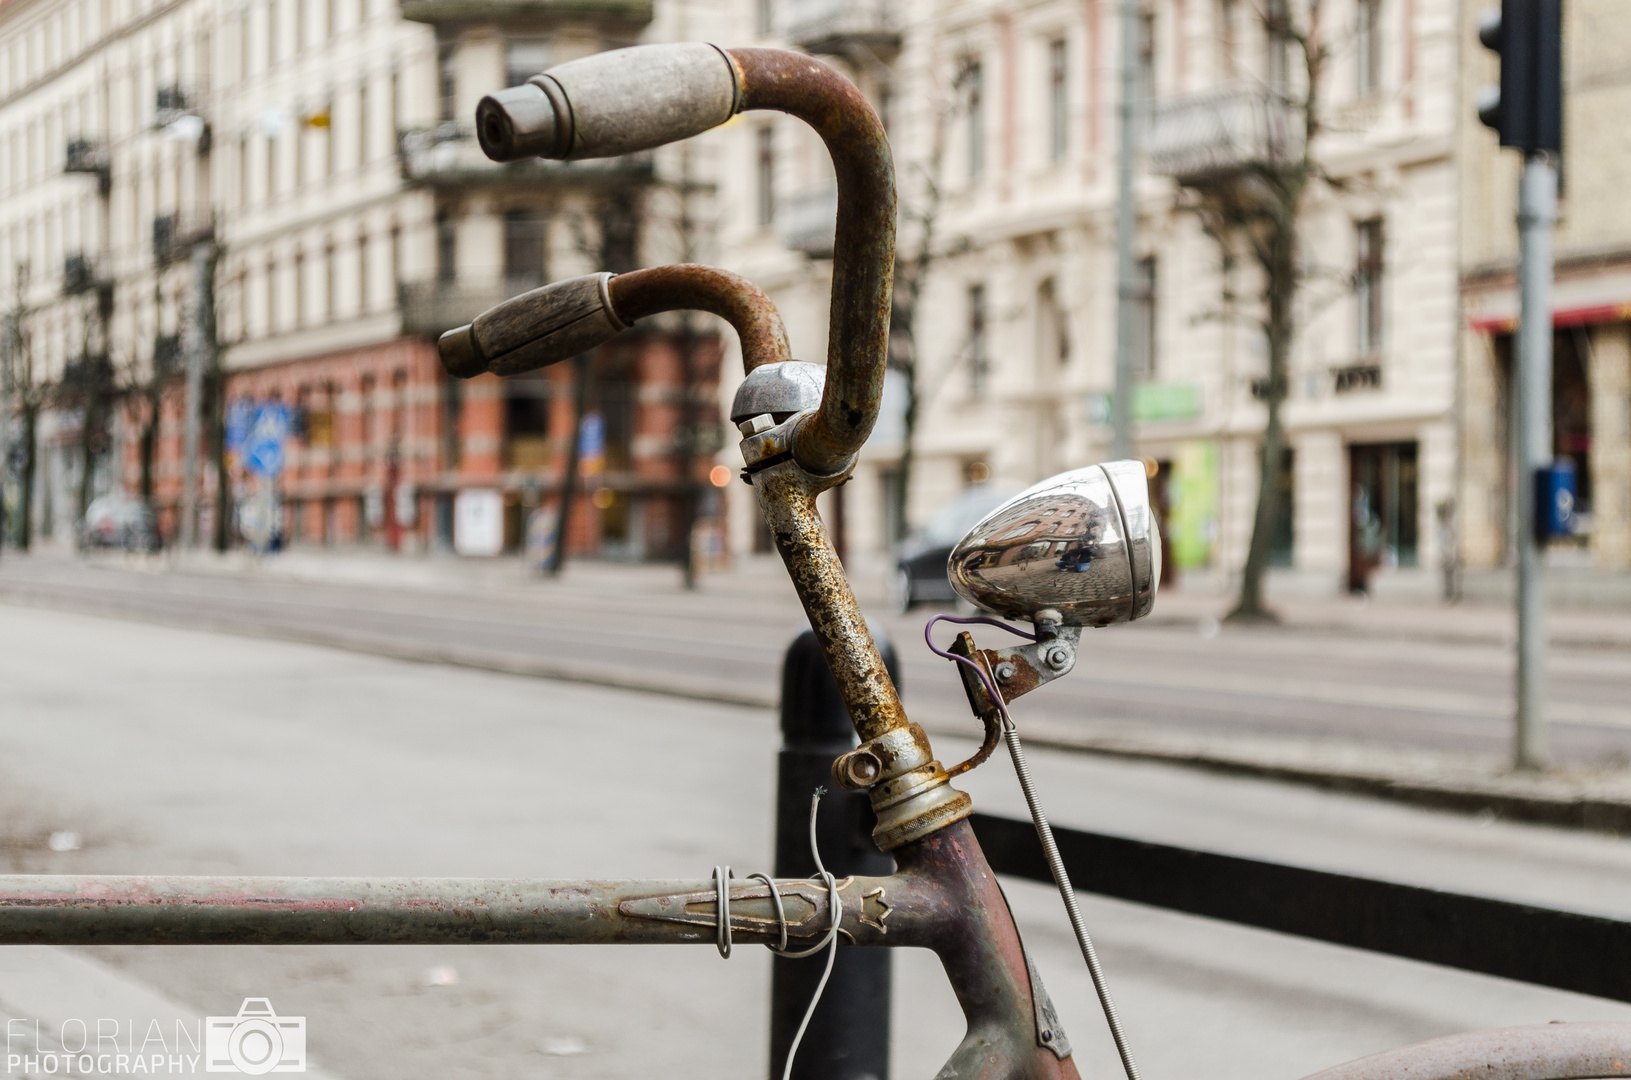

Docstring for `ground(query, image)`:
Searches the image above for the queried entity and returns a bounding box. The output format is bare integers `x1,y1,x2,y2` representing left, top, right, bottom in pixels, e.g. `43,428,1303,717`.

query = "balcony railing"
65,139,109,175
400,279,555,337
65,138,112,194
784,0,900,56
1146,87,1303,183
150,215,214,266
63,254,103,295
780,186,838,259
397,127,655,187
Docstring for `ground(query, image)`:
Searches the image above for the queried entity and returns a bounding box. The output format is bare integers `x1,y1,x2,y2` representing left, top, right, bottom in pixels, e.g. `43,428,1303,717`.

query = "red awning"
1470,301,1631,334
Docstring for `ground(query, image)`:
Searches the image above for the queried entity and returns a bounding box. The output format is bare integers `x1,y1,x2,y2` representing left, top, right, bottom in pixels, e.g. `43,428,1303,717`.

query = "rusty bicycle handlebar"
474,43,893,478
458,46,935,853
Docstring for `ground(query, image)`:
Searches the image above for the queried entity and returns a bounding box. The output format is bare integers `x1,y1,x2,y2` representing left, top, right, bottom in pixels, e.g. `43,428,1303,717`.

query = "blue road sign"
225,399,256,462
244,403,291,478
578,412,605,478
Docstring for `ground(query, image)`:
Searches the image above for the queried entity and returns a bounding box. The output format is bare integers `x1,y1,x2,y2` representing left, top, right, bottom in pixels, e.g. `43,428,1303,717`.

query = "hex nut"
1045,646,1072,670
738,413,776,437
994,662,1018,682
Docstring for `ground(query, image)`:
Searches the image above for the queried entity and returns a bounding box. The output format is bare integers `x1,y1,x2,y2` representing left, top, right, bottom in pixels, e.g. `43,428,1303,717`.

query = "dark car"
889,482,1024,613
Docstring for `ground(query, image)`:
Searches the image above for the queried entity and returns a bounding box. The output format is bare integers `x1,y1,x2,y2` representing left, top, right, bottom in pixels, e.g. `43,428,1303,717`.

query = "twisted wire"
709,790,842,1080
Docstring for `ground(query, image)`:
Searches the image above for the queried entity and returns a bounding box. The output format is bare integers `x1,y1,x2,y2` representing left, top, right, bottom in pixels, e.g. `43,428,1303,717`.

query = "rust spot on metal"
608,264,790,372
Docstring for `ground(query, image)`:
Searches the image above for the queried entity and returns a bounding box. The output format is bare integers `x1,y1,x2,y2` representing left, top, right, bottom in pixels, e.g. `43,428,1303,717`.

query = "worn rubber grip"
477,42,739,163
437,274,627,378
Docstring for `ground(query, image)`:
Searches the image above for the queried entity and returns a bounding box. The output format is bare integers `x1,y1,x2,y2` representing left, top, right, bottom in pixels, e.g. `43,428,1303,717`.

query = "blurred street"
3,601,1631,1080
4,549,1631,775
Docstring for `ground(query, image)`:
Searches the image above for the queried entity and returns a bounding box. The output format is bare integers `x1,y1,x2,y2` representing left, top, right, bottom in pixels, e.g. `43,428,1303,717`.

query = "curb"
997,729,1631,836
1136,611,1631,652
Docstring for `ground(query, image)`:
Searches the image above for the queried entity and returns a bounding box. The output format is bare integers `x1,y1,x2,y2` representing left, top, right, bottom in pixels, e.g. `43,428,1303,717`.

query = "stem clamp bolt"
831,747,884,790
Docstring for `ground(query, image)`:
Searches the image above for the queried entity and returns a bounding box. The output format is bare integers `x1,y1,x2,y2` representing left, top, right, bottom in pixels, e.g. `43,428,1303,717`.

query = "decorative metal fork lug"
618,879,842,940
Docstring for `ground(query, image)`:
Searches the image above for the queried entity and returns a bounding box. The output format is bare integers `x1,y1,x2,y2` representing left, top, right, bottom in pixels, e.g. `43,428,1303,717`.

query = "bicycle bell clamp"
731,361,832,481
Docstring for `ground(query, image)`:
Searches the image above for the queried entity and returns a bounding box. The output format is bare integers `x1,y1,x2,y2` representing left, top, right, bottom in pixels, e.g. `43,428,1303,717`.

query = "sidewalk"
127,543,1631,650
1141,589,1631,651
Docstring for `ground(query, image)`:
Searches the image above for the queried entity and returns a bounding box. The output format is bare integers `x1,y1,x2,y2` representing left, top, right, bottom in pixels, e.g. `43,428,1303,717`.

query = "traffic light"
1476,0,1562,152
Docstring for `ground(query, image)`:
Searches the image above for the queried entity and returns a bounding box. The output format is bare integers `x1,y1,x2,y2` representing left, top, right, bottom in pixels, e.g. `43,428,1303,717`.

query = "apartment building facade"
1457,0,1631,578
0,0,727,559
718,0,1461,597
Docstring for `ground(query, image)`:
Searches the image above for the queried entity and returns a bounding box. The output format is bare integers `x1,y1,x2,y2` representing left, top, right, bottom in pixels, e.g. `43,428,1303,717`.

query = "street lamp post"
1513,154,1556,769
1111,0,1141,462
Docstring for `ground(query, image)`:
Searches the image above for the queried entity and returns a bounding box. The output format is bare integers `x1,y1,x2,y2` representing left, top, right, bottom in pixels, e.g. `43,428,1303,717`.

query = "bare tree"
3,271,47,550
1174,0,1330,622
128,280,176,507
64,335,114,526
886,74,961,543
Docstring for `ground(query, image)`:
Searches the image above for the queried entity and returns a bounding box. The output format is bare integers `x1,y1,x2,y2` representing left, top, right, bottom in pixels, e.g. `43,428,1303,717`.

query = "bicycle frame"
4,44,1629,1080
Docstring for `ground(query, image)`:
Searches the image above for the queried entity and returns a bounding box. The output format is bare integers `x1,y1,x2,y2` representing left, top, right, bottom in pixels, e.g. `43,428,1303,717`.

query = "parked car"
889,482,1024,613
78,495,161,553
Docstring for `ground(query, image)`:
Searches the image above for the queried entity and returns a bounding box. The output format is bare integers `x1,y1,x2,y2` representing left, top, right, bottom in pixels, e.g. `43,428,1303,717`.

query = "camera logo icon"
205,998,307,1074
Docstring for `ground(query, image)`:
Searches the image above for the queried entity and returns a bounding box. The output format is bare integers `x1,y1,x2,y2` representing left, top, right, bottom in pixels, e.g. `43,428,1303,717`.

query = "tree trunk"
895,361,917,544
16,404,36,551
211,371,231,552
138,380,161,503
75,379,102,526
1229,216,1296,622
675,321,698,589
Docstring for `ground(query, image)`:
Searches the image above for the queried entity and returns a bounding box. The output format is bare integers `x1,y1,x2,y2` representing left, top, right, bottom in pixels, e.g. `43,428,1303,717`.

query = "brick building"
0,0,728,561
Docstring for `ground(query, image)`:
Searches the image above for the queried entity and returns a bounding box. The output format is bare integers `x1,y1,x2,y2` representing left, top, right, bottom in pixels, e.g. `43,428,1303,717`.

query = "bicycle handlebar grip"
477,42,739,162
438,273,627,378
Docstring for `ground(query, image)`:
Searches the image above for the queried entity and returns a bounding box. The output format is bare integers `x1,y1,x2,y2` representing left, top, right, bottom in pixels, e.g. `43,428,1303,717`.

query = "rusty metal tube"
747,457,971,851
1297,1023,1631,1080
752,464,904,745
608,264,791,372
0,876,889,947
726,48,895,476
0,826,1084,1080
895,821,1082,1080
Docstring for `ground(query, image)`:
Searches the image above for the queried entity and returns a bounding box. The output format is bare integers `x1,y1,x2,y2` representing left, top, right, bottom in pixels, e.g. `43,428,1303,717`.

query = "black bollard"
769,629,896,1080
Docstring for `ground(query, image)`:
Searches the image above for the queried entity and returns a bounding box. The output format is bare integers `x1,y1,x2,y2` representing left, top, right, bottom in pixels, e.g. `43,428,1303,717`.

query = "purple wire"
922,614,1033,725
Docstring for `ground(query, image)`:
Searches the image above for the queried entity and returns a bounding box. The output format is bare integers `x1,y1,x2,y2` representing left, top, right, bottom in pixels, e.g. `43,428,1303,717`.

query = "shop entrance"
1348,441,1419,593
1492,329,1594,553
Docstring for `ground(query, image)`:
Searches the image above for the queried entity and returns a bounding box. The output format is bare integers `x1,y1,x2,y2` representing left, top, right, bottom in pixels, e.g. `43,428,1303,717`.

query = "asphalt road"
3,551,1631,768
3,605,1630,1080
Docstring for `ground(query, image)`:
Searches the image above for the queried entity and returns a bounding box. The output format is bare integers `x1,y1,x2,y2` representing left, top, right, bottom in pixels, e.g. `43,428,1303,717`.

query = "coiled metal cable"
710,790,841,1080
